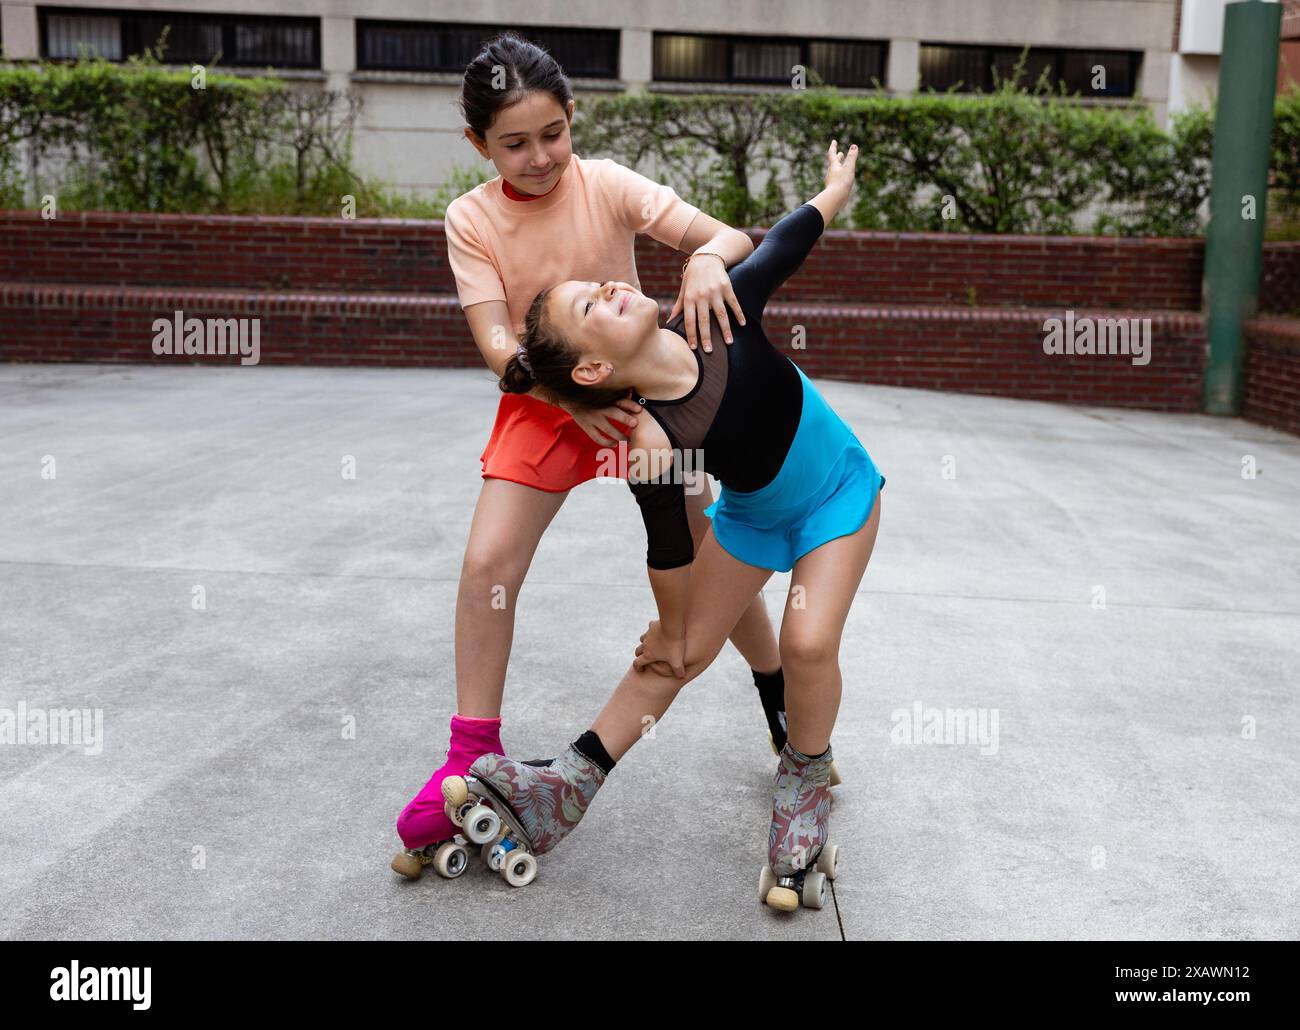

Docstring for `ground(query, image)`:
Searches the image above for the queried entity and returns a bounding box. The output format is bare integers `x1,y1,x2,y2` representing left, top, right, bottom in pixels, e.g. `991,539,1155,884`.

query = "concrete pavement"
1,362,1297,940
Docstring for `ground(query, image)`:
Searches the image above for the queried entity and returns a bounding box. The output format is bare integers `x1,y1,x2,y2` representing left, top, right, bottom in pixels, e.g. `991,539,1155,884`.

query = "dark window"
233,21,316,67
920,44,987,92
39,7,320,68
809,40,887,88
654,32,885,87
45,13,122,60
654,33,729,81
733,39,801,82
990,48,1056,90
356,20,620,79
920,43,1141,97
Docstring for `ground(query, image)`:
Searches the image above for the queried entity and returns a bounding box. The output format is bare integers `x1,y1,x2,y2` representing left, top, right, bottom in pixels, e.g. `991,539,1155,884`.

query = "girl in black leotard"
456,142,884,909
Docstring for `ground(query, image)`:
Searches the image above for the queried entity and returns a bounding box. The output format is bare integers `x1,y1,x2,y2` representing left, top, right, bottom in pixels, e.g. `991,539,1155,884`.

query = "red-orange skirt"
479,392,633,492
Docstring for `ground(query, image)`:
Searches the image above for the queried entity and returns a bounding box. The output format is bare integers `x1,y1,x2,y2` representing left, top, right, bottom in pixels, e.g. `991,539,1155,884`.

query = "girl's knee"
460,543,528,592
779,631,838,671
680,636,726,682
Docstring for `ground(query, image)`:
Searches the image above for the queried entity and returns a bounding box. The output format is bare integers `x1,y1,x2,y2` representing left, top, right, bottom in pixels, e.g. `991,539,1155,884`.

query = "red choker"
503,176,558,202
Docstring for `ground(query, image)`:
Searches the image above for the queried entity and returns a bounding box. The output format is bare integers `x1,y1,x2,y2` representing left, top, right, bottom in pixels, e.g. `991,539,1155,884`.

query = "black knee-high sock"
571,729,616,774
752,666,787,750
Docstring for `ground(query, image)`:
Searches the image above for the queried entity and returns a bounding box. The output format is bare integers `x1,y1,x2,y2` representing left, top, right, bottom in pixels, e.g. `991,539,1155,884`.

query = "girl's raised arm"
728,141,858,322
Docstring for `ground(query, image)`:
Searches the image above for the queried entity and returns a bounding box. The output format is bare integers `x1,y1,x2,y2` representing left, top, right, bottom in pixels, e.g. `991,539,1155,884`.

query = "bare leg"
779,493,883,756
683,472,781,674
393,478,569,851
454,478,570,718
591,525,775,760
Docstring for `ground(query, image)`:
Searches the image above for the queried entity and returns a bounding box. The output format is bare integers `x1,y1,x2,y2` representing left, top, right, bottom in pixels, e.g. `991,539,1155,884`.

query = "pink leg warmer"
396,714,503,849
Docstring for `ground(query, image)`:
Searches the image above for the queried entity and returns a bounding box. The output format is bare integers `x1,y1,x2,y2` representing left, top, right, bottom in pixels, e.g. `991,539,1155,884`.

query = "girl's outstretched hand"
669,252,745,353
824,139,858,197
634,619,686,678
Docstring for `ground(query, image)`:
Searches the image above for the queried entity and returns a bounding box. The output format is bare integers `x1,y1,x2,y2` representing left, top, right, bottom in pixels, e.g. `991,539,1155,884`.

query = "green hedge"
574,79,1297,236
3,54,1298,235
0,53,417,215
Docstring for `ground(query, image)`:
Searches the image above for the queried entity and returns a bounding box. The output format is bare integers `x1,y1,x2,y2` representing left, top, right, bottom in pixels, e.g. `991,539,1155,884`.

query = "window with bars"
356,20,620,79
653,32,885,87
920,44,1140,97
39,7,320,68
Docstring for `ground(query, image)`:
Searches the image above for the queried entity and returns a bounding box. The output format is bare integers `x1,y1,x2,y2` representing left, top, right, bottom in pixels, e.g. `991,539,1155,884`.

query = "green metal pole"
1203,1,1282,415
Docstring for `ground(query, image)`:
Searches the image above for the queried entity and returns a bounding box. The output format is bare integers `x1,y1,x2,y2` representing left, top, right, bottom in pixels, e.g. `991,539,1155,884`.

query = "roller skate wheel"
802,870,828,910
502,850,538,888
433,841,469,879
829,760,842,788
765,885,799,912
441,776,469,808
816,843,839,880
758,865,778,903
445,797,477,827
463,804,501,845
390,850,424,880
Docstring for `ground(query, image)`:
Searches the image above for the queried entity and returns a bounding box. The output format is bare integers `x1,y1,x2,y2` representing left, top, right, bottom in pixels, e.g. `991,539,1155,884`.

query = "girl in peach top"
393,33,786,873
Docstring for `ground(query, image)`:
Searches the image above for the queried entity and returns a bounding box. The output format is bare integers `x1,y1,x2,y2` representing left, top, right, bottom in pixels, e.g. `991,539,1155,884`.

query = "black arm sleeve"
627,474,694,571
728,203,826,321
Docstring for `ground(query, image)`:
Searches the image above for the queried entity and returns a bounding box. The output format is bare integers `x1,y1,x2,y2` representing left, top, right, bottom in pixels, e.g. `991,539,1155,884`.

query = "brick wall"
0,209,1295,431
1261,242,1300,315
763,304,1206,411
0,210,1214,308
5,210,1297,312
0,284,477,367
0,212,453,294
1244,319,1300,436
3,208,1294,313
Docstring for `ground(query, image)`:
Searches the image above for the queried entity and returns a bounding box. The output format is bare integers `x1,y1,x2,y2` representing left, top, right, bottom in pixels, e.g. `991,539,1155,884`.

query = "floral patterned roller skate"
761,741,840,912
440,745,606,888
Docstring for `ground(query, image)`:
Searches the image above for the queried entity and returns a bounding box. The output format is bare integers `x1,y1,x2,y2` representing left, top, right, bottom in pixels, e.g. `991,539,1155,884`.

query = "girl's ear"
463,127,490,159
571,359,612,388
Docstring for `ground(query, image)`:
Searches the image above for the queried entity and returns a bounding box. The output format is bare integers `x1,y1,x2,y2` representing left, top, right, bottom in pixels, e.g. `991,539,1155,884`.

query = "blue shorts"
704,367,885,572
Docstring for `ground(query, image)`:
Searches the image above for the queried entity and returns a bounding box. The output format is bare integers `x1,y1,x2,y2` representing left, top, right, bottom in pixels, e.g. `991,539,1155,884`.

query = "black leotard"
627,202,827,569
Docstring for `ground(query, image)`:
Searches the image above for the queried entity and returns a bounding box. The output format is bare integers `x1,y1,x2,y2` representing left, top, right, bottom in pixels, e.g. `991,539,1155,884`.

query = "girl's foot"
466,744,607,855
768,741,834,876
396,714,504,850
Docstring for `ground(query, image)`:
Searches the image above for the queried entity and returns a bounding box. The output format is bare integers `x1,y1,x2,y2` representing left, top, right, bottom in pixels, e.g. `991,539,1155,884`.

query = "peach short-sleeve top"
445,154,701,335
443,155,704,492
